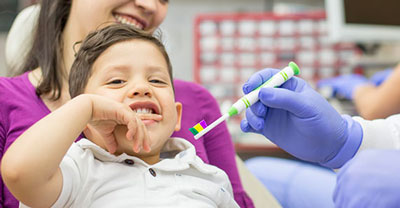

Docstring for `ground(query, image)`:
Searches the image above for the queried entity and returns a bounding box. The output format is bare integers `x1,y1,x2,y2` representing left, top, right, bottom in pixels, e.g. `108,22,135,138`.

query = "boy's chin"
114,145,137,156
113,139,155,157
113,125,155,156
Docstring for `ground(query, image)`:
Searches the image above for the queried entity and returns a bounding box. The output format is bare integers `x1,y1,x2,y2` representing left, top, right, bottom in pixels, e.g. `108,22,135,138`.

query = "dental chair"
5,5,281,208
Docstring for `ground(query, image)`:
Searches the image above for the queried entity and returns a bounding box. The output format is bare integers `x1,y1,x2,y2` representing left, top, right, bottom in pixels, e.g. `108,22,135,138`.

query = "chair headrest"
5,5,40,73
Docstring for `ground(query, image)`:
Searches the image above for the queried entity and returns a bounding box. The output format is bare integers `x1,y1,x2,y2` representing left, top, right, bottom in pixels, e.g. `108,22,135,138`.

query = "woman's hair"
69,24,173,98
17,0,71,100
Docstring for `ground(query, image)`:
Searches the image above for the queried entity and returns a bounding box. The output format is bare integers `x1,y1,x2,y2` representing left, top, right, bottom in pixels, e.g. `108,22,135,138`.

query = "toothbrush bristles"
189,120,208,136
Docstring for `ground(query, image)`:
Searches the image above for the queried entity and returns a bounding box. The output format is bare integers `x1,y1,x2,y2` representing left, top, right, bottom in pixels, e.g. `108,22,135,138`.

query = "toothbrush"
189,61,300,140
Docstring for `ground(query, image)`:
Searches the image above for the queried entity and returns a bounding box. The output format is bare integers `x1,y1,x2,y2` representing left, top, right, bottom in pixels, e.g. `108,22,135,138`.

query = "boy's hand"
83,94,158,153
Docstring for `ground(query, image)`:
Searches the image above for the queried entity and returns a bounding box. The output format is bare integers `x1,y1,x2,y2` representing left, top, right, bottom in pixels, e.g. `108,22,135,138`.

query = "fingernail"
127,134,132,141
109,147,116,154
146,146,151,153
135,148,140,153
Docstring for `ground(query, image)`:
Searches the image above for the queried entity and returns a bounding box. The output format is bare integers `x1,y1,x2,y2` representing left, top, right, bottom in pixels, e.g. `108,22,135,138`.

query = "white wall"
0,0,324,78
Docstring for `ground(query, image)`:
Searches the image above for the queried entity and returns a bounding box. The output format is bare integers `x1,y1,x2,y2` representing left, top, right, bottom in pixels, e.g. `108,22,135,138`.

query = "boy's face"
84,39,181,160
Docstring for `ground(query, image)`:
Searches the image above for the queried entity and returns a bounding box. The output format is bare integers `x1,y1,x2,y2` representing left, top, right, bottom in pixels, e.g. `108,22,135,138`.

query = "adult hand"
369,68,393,86
83,95,160,153
240,68,363,168
334,150,400,207
317,74,369,99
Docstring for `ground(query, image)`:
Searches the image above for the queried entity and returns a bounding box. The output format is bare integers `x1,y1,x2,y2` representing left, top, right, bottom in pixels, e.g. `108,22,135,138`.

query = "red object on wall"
193,11,361,142
194,11,360,96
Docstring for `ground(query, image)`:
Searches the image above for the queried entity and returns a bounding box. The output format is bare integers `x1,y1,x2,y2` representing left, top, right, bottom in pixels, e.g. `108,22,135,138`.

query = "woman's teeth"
134,108,153,114
114,14,144,30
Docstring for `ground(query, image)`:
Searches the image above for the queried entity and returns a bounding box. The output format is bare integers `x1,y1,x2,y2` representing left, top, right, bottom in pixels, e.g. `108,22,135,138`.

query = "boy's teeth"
134,108,152,114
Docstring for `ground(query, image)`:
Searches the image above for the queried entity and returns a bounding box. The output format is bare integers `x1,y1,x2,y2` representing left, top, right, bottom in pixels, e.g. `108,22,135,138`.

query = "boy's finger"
133,117,144,153
126,119,136,141
142,125,151,152
138,119,149,152
137,114,162,121
103,134,118,154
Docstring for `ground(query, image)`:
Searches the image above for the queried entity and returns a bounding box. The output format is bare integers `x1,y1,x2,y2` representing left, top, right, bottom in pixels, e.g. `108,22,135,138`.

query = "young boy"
1,24,239,208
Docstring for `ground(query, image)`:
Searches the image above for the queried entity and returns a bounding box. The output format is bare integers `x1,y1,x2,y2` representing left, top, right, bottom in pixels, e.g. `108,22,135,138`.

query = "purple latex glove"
317,74,369,99
369,68,393,86
240,68,363,168
334,150,400,208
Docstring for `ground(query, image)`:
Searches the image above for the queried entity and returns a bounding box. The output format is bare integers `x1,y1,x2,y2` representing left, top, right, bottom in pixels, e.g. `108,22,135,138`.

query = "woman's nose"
134,0,157,13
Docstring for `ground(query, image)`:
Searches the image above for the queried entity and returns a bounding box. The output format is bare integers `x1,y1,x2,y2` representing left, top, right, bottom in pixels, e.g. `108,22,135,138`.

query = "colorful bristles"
189,120,208,135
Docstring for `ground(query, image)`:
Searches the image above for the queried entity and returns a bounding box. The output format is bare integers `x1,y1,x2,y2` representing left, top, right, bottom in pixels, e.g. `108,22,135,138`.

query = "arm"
1,95,92,207
334,150,400,207
353,65,400,119
1,94,142,207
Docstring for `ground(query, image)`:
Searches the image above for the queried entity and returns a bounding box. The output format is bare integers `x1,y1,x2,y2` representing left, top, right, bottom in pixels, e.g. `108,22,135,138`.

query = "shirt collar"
76,137,202,171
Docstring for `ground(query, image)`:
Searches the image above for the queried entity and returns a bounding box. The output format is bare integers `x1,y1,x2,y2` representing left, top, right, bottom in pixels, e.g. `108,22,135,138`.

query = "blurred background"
2,0,400,158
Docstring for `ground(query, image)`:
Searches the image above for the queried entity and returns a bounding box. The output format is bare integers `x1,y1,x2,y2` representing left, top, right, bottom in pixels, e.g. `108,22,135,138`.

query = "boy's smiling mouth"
129,101,162,124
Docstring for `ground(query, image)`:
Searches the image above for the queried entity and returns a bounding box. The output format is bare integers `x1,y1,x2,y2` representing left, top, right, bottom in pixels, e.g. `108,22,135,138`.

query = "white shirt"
26,137,238,208
355,115,400,152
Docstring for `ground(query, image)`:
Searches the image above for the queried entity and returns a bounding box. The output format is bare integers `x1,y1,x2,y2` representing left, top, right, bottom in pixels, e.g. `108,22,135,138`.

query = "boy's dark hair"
69,24,173,98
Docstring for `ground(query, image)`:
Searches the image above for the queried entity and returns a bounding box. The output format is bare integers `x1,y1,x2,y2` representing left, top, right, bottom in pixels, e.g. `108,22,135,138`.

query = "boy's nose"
129,85,152,98
132,91,151,97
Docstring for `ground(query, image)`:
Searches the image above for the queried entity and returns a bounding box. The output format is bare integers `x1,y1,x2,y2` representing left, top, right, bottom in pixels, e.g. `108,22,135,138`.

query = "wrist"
69,94,94,122
320,115,363,169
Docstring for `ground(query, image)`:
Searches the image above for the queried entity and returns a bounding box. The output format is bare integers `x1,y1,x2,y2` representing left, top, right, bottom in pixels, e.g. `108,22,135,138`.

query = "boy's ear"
174,102,182,131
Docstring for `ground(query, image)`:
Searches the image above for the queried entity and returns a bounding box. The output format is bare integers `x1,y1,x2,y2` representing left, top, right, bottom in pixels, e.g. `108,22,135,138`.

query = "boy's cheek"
83,126,108,150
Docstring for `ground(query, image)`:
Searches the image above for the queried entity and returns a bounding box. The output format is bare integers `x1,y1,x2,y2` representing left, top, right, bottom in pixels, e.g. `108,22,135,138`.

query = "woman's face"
69,0,168,38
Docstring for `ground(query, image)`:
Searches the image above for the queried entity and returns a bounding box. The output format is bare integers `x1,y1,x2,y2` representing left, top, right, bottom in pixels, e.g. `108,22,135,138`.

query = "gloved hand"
317,74,369,99
334,150,400,208
369,68,393,86
240,68,363,168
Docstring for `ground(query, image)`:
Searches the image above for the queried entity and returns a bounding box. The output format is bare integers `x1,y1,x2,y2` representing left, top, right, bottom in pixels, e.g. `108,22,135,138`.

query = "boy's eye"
160,0,169,3
149,79,167,84
107,79,125,85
